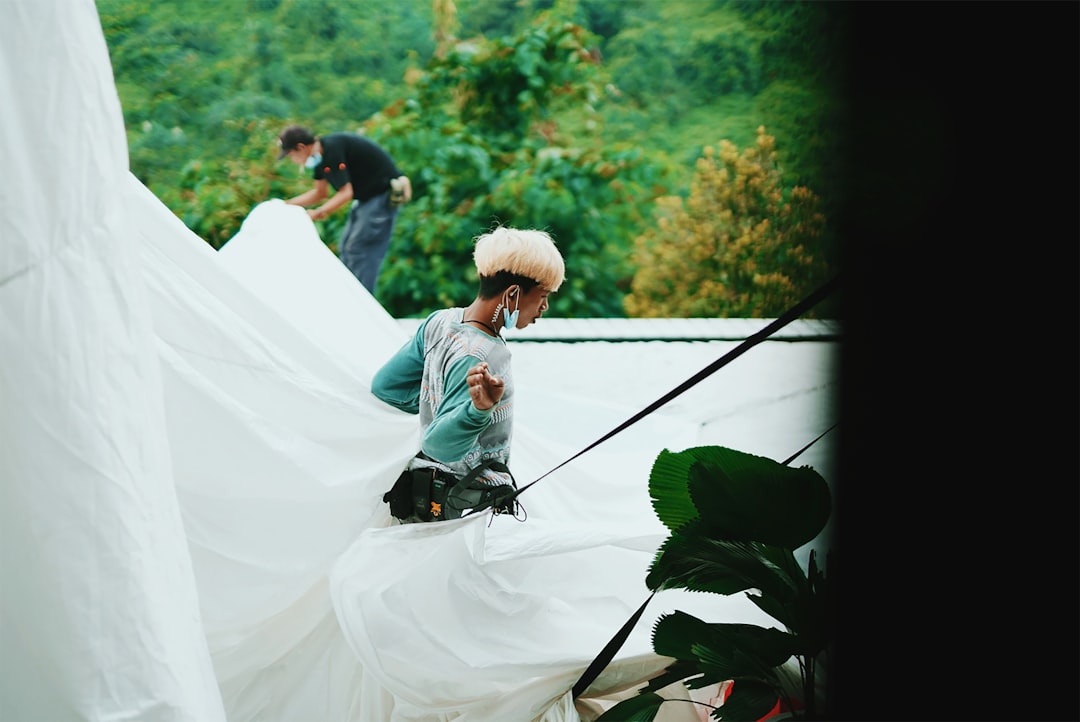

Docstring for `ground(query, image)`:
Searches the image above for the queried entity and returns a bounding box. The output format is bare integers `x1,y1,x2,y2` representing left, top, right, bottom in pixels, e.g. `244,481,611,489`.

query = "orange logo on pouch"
430,502,442,517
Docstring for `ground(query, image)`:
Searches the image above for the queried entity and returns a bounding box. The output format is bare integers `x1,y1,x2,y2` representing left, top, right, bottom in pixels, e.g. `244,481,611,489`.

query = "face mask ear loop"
502,288,520,330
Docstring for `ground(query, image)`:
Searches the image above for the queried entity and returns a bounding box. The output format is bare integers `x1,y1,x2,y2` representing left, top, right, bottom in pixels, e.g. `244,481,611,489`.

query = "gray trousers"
339,191,400,296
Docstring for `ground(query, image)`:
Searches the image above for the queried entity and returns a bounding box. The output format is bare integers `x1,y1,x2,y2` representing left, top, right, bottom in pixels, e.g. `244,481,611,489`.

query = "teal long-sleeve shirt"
371,308,514,481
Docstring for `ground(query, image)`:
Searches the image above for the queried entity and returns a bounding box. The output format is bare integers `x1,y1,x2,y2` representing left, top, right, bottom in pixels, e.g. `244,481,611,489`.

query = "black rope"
458,277,842,697
473,274,842,515
569,422,839,701
562,276,842,699
782,421,838,466
571,591,656,699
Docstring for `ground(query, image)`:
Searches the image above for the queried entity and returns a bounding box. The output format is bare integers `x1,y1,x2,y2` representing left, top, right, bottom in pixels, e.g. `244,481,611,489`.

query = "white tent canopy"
0,2,837,721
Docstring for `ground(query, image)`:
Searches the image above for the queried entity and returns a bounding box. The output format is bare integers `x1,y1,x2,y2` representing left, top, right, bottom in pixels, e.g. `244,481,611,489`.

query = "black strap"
568,421,840,700
504,275,841,507
456,278,841,694
561,276,841,700
455,459,519,518
571,591,656,699
783,421,838,466
457,458,512,488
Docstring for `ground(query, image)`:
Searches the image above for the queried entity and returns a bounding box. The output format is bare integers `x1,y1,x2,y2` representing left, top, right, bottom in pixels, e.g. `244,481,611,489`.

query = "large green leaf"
648,610,709,660
637,612,798,720
593,691,666,722
651,612,796,675
710,678,781,721
781,549,833,654
648,448,703,531
646,526,802,604
634,445,833,721
638,660,705,696
646,522,813,622
689,453,829,549
691,630,794,683
650,446,830,549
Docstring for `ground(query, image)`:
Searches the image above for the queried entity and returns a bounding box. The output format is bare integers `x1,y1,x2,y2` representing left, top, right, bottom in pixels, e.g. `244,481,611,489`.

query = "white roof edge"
395,317,841,341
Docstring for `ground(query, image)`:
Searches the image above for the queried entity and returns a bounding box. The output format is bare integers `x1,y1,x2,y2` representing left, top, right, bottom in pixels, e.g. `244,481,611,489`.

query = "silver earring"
491,302,503,327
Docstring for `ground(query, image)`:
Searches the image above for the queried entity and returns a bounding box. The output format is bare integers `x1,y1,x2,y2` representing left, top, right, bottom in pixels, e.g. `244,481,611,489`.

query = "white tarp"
1,2,835,721
0,2,225,720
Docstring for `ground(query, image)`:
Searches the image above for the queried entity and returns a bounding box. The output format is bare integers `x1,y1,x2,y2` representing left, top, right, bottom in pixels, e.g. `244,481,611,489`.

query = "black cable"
456,277,843,698
783,422,838,466
571,591,656,700
470,274,842,517
558,276,842,698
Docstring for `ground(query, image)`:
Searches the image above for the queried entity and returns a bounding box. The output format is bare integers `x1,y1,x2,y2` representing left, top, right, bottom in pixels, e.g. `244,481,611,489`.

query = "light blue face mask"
502,291,520,329
304,152,322,170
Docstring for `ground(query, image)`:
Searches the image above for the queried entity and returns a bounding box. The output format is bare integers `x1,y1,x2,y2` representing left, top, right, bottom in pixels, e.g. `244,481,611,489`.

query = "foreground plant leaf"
593,691,666,721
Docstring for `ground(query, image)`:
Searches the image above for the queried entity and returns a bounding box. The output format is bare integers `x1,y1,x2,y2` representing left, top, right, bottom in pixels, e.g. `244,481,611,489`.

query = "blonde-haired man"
373,226,565,523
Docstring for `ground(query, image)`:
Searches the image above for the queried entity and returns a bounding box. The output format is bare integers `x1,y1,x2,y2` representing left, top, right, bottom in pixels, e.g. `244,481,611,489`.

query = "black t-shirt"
312,133,402,202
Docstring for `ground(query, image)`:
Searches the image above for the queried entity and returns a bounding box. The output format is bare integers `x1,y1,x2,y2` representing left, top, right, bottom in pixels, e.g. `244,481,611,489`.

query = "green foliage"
98,0,849,319
601,3,763,138
624,128,834,319
159,117,312,249
596,1,850,235
596,445,833,721
101,0,435,191
366,15,671,318
576,0,647,40
647,445,830,547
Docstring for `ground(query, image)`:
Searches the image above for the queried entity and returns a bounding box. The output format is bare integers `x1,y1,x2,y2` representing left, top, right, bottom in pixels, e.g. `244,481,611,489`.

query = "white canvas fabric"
0,2,225,720
211,200,787,721
1,2,835,721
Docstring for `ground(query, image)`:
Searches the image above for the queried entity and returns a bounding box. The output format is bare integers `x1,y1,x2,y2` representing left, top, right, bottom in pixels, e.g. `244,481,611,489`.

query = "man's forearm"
286,188,323,207
311,185,354,220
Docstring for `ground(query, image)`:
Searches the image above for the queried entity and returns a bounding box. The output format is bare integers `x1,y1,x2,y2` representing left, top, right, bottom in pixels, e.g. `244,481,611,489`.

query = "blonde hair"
473,226,565,292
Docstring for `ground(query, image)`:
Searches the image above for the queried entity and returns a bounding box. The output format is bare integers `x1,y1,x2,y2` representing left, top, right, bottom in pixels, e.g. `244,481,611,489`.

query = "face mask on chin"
304,152,322,170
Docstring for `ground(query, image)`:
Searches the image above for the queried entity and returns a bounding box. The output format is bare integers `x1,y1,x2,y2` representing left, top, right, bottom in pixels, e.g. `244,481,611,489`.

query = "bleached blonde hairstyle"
473,226,565,292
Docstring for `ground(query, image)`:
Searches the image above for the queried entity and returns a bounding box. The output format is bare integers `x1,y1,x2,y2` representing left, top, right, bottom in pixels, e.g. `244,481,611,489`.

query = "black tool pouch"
382,459,518,523
383,468,416,520
383,466,452,522
444,460,518,520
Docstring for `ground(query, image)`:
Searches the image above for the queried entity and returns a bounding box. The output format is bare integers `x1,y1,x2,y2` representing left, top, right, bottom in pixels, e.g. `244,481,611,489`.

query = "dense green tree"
456,0,555,39
624,128,834,319
147,9,673,320
369,12,672,318
575,0,645,40
159,118,311,250
99,0,436,191
97,0,849,319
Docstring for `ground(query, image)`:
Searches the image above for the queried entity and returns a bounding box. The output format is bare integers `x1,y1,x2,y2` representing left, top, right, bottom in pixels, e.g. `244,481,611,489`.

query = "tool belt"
382,458,518,523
